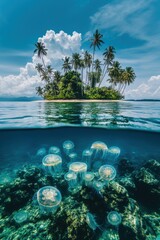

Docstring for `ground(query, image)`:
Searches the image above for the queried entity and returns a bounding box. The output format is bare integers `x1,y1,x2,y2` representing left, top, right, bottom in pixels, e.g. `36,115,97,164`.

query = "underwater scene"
0,126,160,240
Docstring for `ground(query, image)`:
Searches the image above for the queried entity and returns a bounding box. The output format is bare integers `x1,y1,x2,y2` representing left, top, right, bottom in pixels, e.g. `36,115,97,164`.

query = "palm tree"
41,70,50,82
88,72,100,88
121,67,136,94
54,71,61,83
94,59,102,86
102,46,115,78
36,86,43,96
62,57,71,73
90,29,104,71
34,42,48,67
108,61,122,88
94,59,102,73
71,53,81,71
46,65,53,75
84,51,92,84
80,59,85,82
35,63,44,74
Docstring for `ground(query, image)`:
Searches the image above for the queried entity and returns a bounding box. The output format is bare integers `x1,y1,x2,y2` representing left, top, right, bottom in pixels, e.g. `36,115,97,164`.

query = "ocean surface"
0,101,159,240
0,100,160,130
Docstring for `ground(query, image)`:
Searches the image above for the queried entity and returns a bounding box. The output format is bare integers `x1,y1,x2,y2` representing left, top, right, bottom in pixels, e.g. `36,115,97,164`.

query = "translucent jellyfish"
64,171,78,192
93,180,104,196
63,140,74,155
68,152,78,164
83,172,94,187
82,149,93,169
69,162,87,185
48,146,61,155
107,211,122,226
91,141,108,160
86,213,100,231
13,210,28,224
107,146,121,164
37,186,62,214
99,165,116,185
36,147,46,157
42,154,62,176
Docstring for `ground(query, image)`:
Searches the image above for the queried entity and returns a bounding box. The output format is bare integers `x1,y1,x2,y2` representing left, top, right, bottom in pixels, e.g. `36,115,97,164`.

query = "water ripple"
0,101,160,131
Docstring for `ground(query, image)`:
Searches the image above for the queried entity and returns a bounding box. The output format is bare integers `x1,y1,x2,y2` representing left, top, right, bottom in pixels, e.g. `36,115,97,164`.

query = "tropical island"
34,30,136,100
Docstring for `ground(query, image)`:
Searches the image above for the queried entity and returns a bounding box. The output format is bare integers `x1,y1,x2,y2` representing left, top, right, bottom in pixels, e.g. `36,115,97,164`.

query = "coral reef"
0,158,159,240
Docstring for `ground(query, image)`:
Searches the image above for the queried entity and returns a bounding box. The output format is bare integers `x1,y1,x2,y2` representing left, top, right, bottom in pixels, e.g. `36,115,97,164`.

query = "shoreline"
35,99,125,103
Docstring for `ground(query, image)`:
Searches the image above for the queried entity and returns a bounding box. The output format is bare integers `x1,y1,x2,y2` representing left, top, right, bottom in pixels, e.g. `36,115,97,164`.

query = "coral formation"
0,143,159,240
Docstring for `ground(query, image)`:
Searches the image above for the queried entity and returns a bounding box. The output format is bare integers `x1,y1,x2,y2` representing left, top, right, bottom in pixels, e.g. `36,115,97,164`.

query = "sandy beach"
36,99,125,103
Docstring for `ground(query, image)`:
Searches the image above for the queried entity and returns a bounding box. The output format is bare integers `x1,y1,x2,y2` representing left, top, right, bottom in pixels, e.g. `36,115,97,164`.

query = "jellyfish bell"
63,140,75,155
37,186,62,214
91,141,108,160
93,180,104,196
42,154,62,176
107,211,122,226
107,146,121,164
36,147,47,157
68,152,78,164
64,171,78,192
69,162,87,185
13,210,28,224
86,213,98,231
82,149,93,169
48,146,61,155
99,165,116,185
83,172,94,187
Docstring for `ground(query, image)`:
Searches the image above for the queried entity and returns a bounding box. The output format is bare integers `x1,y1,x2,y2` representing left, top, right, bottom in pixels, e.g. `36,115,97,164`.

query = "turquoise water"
0,101,159,240
0,101,160,130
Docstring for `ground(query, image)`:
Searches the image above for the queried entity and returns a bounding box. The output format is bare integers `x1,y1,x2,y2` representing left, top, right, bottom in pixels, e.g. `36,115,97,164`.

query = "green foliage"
85,87,123,100
43,71,84,99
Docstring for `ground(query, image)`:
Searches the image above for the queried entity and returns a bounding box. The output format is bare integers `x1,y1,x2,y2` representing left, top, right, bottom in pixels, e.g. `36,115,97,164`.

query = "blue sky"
0,0,160,99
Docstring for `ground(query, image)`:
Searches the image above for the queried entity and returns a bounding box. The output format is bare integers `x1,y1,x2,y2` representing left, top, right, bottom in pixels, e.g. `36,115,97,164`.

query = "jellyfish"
13,210,28,224
93,180,104,196
82,149,93,169
63,140,74,155
68,152,78,164
107,211,122,226
91,141,108,161
48,146,61,155
69,162,87,185
83,172,94,187
99,164,116,186
107,146,121,165
86,213,101,231
37,186,62,214
42,154,62,176
36,147,47,157
64,171,78,192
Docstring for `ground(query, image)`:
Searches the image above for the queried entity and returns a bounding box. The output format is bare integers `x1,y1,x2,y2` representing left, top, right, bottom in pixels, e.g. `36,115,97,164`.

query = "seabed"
0,144,159,240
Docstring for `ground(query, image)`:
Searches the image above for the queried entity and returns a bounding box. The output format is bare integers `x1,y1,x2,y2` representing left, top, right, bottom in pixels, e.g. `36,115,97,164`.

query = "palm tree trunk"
98,65,108,87
85,67,88,85
92,49,95,72
41,57,46,68
121,84,127,94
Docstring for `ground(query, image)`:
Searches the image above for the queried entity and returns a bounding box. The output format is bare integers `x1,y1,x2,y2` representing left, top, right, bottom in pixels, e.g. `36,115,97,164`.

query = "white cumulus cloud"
125,75,160,99
0,30,82,98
